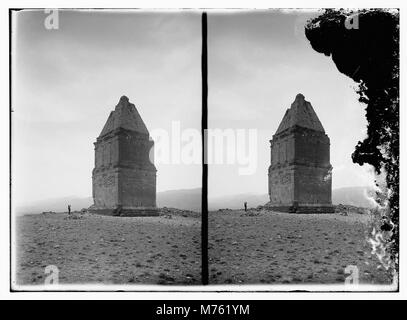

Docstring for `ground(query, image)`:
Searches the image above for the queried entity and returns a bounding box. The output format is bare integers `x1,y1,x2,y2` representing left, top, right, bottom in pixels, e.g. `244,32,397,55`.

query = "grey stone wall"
268,127,333,211
92,128,156,210
268,166,295,205
92,168,119,209
294,164,332,205
118,168,156,207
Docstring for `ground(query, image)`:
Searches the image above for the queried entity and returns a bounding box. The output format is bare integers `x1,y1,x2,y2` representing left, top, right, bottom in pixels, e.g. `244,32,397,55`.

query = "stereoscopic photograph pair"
11,8,399,291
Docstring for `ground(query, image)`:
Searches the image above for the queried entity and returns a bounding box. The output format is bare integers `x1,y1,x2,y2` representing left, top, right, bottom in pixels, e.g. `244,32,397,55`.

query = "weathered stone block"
266,94,334,213
91,96,158,216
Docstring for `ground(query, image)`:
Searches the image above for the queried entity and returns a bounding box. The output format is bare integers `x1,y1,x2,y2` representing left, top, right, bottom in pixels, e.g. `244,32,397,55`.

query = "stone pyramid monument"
90,96,158,216
266,94,334,213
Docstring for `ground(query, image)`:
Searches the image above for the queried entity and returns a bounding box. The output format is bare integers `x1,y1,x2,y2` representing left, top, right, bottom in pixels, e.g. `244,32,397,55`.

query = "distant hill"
14,186,376,215
209,193,269,211
14,188,202,215
157,188,201,212
208,186,377,210
332,186,376,208
15,196,93,215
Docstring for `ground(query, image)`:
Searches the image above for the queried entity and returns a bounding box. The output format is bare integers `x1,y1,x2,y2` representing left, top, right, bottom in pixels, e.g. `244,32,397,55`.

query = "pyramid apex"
275,94,325,135
99,96,149,138
119,95,129,103
295,93,305,101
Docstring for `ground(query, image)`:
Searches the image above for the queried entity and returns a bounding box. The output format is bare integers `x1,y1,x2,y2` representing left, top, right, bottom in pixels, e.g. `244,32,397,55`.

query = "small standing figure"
244,201,247,212
68,204,71,215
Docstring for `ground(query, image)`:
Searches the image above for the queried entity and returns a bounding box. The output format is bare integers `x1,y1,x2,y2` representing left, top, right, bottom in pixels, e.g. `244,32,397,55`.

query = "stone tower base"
88,206,160,217
264,202,334,214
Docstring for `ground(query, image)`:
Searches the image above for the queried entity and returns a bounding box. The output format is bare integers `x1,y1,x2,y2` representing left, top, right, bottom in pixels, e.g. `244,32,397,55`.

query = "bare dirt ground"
15,210,200,286
209,209,393,285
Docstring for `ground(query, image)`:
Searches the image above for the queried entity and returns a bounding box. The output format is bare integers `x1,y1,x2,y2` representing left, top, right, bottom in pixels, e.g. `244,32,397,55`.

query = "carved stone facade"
266,94,334,213
91,96,158,216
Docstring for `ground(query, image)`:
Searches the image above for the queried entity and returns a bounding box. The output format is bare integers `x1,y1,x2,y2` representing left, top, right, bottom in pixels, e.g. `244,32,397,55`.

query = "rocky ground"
209,208,394,285
14,206,395,287
14,209,200,286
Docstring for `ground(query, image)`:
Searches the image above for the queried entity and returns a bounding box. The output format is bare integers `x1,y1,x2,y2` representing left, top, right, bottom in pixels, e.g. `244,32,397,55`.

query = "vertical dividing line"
9,9,13,291
201,12,209,285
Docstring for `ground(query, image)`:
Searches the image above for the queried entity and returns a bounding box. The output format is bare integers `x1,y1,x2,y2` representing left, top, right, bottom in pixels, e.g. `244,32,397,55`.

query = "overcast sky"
13,9,376,206
208,10,375,198
13,10,201,206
